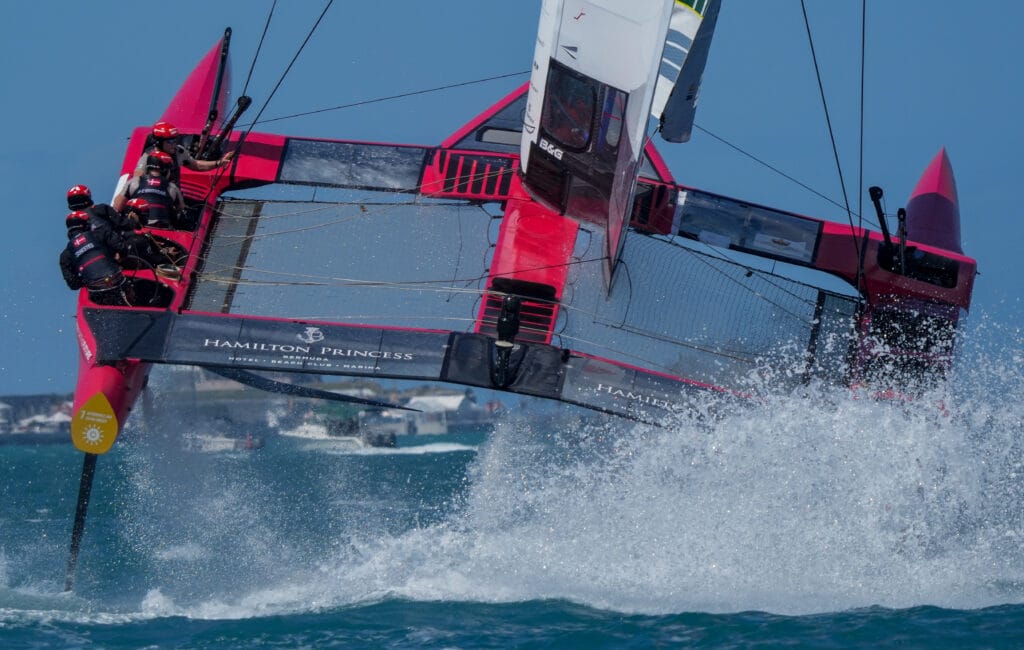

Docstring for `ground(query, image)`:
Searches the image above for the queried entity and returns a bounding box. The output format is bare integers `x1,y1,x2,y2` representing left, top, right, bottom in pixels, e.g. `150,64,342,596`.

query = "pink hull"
159,35,231,133
72,33,232,444
905,148,962,254
73,355,150,436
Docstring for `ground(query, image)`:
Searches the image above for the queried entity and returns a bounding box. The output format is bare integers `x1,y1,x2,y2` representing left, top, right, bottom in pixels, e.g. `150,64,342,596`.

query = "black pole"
206,95,252,160
896,207,908,274
491,295,522,388
868,186,895,251
196,27,233,159
63,452,98,592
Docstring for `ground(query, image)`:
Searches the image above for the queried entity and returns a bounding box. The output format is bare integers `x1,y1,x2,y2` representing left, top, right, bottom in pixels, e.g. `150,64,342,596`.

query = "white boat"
278,418,396,448
277,421,339,441
182,432,263,452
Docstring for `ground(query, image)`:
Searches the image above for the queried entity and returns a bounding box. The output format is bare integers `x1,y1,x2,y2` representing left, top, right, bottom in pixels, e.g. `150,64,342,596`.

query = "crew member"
132,121,233,184
117,151,186,227
66,184,132,234
119,199,172,267
59,210,130,306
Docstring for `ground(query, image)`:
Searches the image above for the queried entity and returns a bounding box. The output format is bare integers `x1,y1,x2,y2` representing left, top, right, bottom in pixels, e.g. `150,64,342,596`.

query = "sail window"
281,140,428,192
674,189,822,265
541,63,596,150
478,128,522,147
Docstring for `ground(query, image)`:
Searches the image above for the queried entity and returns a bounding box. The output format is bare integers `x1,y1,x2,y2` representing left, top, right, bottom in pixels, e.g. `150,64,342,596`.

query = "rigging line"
685,254,815,325
659,233,823,313
190,278,759,370
445,207,468,303
245,70,529,127
197,255,605,292
613,258,634,328
219,197,472,208
209,187,553,261
799,1,864,280
407,162,516,200
549,325,758,376
208,193,495,245
555,327,761,370
189,296,753,372
690,125,879,230
858,0,866,232
210,197,483,229
585,322,759,365
241,0,333,142
215,201,339,218
856,0,869,299
220,212,370,242
673,236,825,308
197,1,333,205
192,270,758,370
213,183,489,223
196,261,761,361
241,0,277,98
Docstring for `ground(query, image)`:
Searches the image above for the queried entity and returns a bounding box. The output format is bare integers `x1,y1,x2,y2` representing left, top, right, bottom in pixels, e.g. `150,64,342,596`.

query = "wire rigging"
230,9,851,226
799,1,855,224
249,71,529,127
856,0,869,299
662,237,818,325
691,124,855,217
192,7,868,374
799,0,865,297
241,0,333,142
857,0,867,231
241,0,277,99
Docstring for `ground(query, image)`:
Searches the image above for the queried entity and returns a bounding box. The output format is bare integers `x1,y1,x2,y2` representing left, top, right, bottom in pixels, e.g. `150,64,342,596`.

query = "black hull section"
84,309,733,425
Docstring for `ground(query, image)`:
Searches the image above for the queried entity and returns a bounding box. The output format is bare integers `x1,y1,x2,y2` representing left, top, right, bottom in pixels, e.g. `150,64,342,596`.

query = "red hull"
70,36,978,446
71,34,233,448
905,148,963,254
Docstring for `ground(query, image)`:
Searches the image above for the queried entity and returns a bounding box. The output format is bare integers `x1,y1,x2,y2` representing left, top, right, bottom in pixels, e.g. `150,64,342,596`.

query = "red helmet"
146,150,174,173
65,210,91,230
152,121,179,141
67,184,93,210
125,198,150,214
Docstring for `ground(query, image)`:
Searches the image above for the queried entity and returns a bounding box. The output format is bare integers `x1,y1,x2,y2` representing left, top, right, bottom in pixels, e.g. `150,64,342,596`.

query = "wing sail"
519,0,675,279
651,0,721,143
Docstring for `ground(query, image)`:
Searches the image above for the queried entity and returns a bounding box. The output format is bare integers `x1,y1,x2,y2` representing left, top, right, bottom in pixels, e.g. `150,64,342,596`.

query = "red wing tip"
909,147,958,205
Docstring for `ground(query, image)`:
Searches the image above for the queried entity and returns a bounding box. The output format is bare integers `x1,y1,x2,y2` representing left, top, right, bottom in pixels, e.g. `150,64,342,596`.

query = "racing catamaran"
62,1,976,589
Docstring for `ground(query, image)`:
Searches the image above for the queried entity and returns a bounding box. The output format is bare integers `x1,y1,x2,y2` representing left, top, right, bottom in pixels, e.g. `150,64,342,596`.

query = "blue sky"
0,1,1020,395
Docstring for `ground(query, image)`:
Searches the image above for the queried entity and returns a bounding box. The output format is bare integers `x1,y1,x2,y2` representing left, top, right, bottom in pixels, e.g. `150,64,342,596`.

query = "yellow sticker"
71,392,120,454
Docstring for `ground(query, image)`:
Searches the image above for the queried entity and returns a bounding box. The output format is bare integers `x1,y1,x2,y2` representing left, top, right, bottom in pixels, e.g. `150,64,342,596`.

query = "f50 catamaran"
62,1,975,589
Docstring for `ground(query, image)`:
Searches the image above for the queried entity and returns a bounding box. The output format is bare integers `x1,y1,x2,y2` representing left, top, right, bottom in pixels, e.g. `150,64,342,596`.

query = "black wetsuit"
59,228,128,305
87,203,133,234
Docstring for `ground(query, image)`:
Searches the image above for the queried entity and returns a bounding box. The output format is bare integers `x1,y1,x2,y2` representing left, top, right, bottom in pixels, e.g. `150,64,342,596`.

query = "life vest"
132,175,175,227
69,230,123,291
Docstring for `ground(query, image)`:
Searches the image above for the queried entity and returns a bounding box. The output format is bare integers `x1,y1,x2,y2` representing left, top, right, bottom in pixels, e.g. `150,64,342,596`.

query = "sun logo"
72,393,119,454
83,426,104,445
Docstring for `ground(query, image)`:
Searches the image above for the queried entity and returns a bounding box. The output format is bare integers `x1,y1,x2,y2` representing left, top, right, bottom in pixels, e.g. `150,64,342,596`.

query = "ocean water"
1,323,1022,648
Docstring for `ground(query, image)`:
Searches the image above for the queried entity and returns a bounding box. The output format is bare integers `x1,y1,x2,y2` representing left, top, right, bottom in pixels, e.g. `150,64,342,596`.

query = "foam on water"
309,441,478,456
21,315,1018,621
262,317,1024,616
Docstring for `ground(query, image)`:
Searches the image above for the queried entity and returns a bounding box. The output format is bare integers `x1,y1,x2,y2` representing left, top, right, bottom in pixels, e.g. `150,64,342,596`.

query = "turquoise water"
2,355,1023,647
